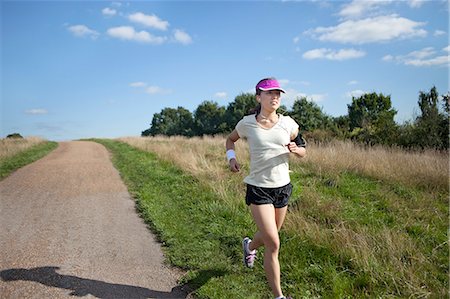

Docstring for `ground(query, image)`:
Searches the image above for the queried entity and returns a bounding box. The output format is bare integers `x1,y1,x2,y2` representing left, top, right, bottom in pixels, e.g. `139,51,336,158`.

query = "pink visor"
256,79,285,93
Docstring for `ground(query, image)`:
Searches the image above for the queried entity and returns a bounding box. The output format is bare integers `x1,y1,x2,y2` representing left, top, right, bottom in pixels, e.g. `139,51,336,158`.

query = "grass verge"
0,141,58,180
94,138,448,298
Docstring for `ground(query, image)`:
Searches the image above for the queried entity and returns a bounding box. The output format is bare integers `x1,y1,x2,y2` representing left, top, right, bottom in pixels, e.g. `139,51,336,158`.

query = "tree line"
142,86,449,150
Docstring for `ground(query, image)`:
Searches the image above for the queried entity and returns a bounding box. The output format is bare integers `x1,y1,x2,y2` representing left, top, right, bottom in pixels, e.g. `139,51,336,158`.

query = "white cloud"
434,30,446,37
306,15,427,44
309,0,333,9
68,25,99,39
383,47,449,67
444,45,450,52
25,108,48,115
293,36,300,44
408,0,426,8
348,80,358,85
129,82,147,87
145,86,171,95
382,54,394,61
214,92,227,98
281,90,300,108
303,48,366,60
404,55,448,67
406,47,435,59
107,26,166,44
339,0,392,19
299,81,311,86
282,88,327,107
346,90,367,99
102,7,117,16
129,12,169,31
338,0,426,19
173,29,192,45
129,82,172,94
309,93,328,102
278,79,290,87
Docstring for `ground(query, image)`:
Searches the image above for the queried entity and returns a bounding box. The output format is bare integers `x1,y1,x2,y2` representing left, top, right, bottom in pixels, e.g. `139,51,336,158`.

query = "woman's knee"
263,234,280,253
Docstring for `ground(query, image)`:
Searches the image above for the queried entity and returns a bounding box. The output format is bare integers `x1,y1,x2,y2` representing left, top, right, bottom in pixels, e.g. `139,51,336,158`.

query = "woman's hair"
249,77,276,115
248,103,261,115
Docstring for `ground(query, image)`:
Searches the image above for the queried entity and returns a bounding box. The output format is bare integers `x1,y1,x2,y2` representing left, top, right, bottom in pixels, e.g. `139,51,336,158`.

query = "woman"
225,77,306,299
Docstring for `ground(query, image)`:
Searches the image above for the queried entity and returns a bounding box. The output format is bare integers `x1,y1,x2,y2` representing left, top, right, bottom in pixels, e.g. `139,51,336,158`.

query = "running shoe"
242,237,257,268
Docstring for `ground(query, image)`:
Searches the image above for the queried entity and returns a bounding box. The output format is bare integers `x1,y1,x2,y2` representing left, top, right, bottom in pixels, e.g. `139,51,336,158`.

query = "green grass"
94,139,449,298
0,141,58,180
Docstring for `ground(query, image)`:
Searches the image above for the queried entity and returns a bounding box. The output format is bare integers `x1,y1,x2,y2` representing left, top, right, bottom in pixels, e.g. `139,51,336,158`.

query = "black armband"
293,133,307,148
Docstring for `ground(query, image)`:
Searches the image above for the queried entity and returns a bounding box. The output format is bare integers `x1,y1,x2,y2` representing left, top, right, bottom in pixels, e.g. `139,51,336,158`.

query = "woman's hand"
229,158,240,172
286,142,306,157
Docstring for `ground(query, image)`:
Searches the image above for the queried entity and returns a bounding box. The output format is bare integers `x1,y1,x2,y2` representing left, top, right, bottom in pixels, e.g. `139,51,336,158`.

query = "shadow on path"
1,266,188,298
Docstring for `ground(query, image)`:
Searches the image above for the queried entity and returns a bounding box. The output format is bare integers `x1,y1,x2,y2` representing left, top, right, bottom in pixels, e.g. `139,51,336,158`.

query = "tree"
396,121,417,148
193,101,226,136
347,92,397,145
442,92,449,115
142,106,194,137
332,115,351,139
415,86,448,149
289,97,332,132
441,92,450,149
224,93,257,131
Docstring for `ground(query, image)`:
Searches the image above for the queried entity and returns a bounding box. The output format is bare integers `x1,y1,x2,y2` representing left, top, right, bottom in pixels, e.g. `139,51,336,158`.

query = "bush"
6,133,23,139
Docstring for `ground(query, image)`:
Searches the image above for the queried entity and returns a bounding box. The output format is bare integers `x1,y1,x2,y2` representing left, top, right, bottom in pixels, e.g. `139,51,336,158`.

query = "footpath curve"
0,141,188,298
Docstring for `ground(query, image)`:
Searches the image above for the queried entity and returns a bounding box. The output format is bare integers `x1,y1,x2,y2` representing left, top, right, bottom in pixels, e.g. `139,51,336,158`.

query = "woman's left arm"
287,128,306,158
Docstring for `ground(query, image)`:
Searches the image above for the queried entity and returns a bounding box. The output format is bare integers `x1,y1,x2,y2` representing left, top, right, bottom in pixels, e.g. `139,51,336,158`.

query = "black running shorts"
245,183,293,208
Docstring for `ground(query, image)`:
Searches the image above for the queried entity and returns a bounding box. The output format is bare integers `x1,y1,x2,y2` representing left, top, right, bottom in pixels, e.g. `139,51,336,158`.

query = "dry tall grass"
0,137,46,160
119,135,250,203
120,136,449,192
306,140,449,191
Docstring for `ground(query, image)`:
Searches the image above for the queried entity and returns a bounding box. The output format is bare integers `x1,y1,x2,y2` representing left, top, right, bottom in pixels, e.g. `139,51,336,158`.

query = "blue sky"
1,0,449,141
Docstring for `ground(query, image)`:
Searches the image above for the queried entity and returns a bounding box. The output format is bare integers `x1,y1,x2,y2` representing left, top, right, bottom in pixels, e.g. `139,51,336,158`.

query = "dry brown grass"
119,135,250,202
0,137,46,160
305,140,449,191
120,136,448,192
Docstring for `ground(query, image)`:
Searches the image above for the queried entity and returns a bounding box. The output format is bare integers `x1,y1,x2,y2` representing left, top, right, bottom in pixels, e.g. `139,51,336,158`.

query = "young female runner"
225,77,306,299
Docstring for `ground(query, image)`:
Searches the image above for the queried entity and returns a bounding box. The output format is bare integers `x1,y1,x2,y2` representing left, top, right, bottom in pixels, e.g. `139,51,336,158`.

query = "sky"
1,0,449,141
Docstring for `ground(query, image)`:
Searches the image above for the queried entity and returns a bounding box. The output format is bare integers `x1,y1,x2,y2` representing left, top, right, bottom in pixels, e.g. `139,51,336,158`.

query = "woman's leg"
275,206,288,230
249,205,287,250
248,204,287,298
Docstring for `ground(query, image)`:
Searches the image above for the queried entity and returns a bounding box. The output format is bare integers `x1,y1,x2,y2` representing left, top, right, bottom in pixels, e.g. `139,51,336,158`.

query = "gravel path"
0,141,189,298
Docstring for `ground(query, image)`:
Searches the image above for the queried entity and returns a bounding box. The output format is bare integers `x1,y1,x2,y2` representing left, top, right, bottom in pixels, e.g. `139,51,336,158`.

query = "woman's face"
258,90,282,112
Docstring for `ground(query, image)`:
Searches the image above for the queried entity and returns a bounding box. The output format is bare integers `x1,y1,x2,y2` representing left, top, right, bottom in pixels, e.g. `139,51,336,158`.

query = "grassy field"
95,136,448,298
0,137,58,180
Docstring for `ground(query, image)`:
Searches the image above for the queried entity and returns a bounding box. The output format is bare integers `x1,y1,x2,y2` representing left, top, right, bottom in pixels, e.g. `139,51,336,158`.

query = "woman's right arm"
226,129,240,172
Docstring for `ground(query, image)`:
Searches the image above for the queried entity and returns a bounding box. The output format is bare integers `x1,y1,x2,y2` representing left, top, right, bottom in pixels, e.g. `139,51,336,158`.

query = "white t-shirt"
235,114,299,188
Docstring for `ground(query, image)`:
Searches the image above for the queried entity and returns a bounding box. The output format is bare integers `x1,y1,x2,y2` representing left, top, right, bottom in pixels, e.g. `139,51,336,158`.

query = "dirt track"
0,141,189,298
